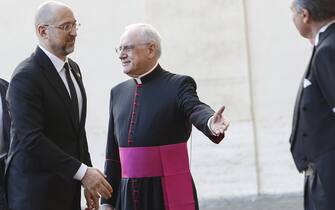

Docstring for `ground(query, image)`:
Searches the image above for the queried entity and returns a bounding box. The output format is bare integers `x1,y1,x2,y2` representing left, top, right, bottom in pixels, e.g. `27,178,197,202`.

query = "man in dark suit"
6,1,112,210
290,0,335,209
101,23,229,210
0,78,10,210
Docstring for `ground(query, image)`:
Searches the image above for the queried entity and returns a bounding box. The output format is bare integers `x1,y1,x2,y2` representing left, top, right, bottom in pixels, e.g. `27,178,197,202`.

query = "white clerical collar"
314,20,335,46
38,44,69,73
134,62,159,84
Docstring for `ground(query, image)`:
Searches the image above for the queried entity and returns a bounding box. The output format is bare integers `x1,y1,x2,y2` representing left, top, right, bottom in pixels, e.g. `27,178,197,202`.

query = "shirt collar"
314,20,335,46
38,44,69,73
134,61,159,84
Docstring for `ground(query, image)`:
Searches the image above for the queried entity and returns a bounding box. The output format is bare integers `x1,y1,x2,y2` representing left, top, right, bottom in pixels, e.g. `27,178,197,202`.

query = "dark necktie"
64,63,79,122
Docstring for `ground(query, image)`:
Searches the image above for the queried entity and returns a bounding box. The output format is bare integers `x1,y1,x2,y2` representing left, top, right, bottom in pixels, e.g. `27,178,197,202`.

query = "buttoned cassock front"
102,65,224,210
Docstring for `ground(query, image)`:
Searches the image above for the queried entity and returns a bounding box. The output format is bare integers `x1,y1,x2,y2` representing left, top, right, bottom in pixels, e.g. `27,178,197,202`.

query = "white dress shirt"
39,45,87,180
314,20,335,46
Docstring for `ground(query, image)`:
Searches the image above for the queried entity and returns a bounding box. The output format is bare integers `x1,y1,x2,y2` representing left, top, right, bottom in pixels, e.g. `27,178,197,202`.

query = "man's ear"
301,8,311,24
37,25,48,39
147,43,156,59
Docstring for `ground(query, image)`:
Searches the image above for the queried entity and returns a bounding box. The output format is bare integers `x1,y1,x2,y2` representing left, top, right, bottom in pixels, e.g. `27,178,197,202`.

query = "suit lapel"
68,60,86,161
34,47,78,131
290,47,316,144
317,22,335,46
68,60,87,130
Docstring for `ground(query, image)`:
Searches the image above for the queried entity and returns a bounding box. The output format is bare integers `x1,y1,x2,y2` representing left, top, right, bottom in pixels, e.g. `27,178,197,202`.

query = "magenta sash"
119,142,196,210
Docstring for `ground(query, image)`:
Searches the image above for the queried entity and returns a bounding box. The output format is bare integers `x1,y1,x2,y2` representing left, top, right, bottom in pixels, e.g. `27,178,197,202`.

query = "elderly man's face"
43,7,77,59
118,31,151,77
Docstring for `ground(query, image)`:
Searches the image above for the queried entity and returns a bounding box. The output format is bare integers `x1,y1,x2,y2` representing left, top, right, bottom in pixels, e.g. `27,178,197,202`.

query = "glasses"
44,22,81,33
115,43,150,54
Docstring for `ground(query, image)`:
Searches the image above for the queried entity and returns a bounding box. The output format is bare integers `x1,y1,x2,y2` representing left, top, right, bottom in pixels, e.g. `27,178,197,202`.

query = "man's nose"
69,27,77,36
119,51,127,60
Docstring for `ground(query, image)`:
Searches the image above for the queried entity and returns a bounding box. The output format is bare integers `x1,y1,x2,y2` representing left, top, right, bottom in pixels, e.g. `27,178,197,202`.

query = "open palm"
210,105,230,136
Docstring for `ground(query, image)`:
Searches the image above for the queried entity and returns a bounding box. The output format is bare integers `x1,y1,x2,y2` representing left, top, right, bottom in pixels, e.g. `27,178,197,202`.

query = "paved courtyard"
200,193,303,210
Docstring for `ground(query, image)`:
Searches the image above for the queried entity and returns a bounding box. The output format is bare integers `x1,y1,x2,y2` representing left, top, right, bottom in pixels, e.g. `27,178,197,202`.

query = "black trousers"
304,164,328,210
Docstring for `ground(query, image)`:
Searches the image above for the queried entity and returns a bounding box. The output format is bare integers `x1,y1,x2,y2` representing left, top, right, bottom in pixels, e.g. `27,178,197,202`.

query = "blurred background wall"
0,0,312,202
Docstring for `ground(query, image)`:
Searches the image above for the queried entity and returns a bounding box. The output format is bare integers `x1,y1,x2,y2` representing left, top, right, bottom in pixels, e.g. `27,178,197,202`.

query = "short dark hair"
294,0,335,21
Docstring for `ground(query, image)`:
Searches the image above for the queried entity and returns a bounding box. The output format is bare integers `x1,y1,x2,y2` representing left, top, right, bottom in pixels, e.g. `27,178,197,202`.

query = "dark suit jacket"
6,47,92,210
102,65,224,207
290,23,335,205
0,78,9,210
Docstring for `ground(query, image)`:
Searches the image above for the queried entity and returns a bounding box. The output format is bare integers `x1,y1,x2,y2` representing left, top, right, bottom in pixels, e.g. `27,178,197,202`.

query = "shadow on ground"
200,193,303,210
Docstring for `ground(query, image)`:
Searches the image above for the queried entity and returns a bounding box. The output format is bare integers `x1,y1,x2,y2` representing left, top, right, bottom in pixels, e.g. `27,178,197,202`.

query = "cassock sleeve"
314,46,335,114
102,90,121,206
177,76,224,143
7,71,82,180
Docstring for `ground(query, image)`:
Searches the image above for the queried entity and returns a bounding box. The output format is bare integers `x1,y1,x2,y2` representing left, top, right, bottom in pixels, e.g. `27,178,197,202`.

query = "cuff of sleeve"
101,204,114,209
207,116,216,135
73,163,88,180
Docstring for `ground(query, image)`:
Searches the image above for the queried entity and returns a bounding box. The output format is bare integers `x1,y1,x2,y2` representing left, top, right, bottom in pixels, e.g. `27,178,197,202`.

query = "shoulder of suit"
68,58,79,69
168,71,195,85
158,68,192,81
0,78,8,85
111,79,134,93
0,78,9,89
67,58,82,75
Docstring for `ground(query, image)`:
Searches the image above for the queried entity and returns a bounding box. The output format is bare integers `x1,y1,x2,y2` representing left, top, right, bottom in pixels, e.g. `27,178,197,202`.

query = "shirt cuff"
207,116,216,135
73,163,88,180
101,204,114,210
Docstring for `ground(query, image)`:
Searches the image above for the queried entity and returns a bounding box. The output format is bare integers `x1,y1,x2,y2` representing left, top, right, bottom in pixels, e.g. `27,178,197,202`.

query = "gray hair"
125,23,162,58
294,0,335,21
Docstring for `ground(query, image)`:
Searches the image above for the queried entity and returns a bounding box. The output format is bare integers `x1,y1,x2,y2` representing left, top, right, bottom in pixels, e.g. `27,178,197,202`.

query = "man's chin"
123,68,130,74
64,46,75,55
123,68,136,77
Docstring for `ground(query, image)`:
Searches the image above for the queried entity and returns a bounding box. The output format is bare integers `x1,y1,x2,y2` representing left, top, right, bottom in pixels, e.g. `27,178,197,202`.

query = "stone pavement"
200,193,303,210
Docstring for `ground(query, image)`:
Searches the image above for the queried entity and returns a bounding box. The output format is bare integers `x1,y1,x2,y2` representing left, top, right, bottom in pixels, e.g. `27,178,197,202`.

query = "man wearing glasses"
101,23,229,210
6,1,112,210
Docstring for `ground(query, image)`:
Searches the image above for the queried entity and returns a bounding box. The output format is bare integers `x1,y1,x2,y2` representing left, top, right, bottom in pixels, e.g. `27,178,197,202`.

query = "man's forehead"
53,9,75,23
120,31,143,44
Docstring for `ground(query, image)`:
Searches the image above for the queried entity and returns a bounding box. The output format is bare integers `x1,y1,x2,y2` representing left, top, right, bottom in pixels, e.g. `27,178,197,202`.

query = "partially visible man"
101,23,229,210
6,1,112,210
0,78,10,210
290,0,335,209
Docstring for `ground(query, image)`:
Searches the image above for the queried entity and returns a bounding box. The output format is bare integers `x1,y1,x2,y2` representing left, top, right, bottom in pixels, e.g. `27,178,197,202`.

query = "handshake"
81,167,114,210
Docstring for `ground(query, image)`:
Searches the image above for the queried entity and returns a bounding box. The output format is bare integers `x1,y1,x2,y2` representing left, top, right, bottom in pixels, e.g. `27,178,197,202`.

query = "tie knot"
63,63,70,71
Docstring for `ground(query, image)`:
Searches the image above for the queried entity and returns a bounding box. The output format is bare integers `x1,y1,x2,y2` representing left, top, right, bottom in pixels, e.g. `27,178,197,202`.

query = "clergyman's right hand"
81,167,113,200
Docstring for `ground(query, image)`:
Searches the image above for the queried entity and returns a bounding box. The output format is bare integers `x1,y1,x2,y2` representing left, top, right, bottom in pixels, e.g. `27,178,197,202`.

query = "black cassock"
102,65,224,210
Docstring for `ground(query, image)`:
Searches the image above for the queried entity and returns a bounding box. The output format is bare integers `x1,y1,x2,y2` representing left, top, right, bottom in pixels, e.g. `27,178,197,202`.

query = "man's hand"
210,105,230,136
81,167,113,210
84,188,98,210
